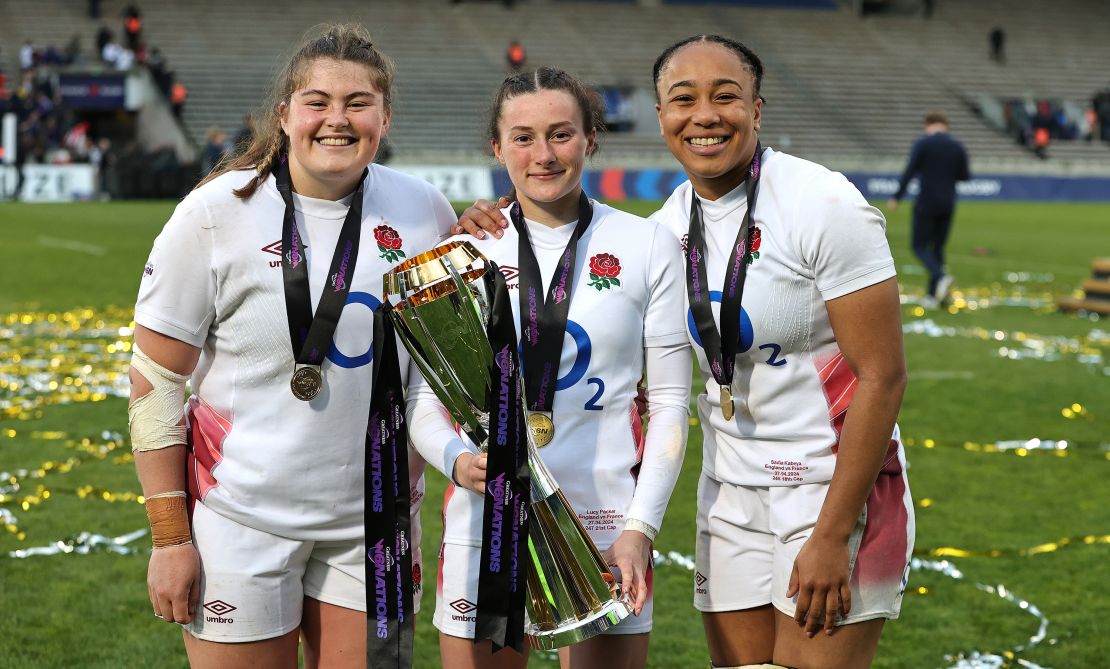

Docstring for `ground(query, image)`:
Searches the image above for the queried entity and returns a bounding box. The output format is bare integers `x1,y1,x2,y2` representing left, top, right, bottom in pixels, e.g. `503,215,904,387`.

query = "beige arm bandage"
145,490,192,547
128,344,189,453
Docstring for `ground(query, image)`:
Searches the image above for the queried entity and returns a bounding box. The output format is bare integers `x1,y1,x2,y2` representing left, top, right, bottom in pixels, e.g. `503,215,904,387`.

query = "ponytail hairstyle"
487,66,606,155
195,23,395,199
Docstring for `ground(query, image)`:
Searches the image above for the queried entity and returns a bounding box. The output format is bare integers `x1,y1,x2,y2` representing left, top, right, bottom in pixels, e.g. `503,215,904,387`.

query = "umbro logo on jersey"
143,262,154,277
203,599,237,623
262,240,307,268
498,265,519,290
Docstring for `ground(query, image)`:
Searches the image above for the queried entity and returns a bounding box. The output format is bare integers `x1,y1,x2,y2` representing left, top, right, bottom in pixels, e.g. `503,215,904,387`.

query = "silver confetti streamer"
5,528,148,559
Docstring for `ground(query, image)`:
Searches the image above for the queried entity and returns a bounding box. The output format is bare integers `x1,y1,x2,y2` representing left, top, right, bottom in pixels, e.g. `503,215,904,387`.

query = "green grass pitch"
0,199,1107,668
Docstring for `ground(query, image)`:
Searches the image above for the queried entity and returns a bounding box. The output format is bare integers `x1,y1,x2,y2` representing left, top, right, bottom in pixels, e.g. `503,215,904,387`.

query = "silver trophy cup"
384,240,631,649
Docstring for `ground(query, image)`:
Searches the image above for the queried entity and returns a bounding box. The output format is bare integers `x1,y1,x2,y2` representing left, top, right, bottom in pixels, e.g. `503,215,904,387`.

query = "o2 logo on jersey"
560,321,606,411
325,296,613,408
521,320,605,411
327,291,380,368
686,291,787,367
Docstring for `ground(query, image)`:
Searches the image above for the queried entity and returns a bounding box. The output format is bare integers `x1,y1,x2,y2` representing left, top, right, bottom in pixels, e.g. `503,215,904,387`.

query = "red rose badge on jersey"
745,227,762,265
587,253,622,291
374,224,406,263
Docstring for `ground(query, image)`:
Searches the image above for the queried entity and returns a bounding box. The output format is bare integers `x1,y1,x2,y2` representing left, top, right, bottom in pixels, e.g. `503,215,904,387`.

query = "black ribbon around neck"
475,264,531,653
275,156,368,370
685,143,762,388
511,193,593,413
366,305,414,669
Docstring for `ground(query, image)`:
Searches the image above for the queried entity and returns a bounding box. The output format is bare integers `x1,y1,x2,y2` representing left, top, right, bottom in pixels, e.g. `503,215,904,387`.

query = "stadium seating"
4,0,1109,169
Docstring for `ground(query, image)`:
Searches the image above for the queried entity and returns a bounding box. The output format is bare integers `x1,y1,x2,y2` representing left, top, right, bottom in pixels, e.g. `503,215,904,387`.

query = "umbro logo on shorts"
449,598,476,614
695,571,708,595
449,598,477,623
203,599,237,624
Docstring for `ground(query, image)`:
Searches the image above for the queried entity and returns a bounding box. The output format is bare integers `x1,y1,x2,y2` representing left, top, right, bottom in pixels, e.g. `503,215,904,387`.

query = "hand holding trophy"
383,240,631,651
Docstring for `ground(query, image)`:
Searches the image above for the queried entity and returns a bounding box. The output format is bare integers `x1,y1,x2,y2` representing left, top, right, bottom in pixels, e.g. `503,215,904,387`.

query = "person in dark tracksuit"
887,110,970,307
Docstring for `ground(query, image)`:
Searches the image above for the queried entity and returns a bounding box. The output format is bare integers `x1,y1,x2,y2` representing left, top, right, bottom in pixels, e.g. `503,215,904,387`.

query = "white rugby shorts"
433,541,653,639
693,470,913,625
185,501,422,642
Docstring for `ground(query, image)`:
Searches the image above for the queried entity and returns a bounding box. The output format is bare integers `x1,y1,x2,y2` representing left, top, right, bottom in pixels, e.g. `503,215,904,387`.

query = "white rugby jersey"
135,166,455,540
652,147,904,487
415,201,689,549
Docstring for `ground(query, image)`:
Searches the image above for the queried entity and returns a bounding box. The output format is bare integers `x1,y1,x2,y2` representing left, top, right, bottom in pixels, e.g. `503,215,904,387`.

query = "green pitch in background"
0,200,1107,668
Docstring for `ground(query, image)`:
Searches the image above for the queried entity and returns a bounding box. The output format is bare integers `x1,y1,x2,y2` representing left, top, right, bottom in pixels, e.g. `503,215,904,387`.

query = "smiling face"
656,41,762,201
492,89,595,226
279,58,390,200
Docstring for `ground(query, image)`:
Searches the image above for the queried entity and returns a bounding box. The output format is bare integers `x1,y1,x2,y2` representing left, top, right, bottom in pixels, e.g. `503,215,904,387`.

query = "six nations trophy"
383,240,632,650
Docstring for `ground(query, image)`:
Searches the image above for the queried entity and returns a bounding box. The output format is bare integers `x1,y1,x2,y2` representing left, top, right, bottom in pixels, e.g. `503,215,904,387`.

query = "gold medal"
720,386,734,422
527,412,555,447
291,366,323,401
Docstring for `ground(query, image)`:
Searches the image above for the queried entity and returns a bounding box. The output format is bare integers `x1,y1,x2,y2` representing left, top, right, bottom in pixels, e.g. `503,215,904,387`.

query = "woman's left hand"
786,533,852,637
601,529,652,615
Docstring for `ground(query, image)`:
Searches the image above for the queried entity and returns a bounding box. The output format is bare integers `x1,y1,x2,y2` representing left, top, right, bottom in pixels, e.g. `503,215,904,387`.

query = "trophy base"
525,596,633,650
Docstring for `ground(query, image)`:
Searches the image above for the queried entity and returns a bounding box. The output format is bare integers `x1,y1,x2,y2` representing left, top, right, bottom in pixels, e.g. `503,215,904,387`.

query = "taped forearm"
128,344,189,452
625,341,691,536
145,490,191,548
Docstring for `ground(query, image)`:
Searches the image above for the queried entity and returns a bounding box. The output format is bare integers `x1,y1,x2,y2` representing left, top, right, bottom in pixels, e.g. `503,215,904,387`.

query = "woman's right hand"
148,542,201,624
450,197,512,239
453,452,488,495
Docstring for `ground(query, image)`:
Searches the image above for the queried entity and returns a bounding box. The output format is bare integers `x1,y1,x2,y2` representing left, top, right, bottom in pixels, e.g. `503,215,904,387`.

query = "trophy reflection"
384,240,631,649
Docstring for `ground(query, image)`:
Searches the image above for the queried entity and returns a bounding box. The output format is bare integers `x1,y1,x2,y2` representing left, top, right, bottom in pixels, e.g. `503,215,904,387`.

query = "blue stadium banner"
493,169,1110,202
58,74,127,110
845,173,1110,203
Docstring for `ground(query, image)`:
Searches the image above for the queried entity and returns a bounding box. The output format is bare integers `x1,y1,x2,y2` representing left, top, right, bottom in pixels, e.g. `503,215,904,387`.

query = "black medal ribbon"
512,193,593,414
366,304,414,669
475,264,531,653
686,144,762,390
276,156,368,383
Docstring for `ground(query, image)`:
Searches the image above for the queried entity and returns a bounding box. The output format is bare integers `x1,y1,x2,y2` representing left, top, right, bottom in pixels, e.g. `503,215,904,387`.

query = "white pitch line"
36,236,107,256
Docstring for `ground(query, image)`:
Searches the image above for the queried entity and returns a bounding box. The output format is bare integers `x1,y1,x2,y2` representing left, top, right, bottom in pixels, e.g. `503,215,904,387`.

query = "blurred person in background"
96,26,113,60
20,40,36,71
201,127,227,174
124,4,143,51
888,110,970,307
506,39,526,73
989,26,1006,64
